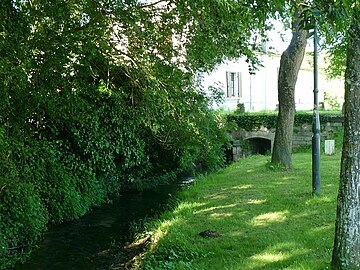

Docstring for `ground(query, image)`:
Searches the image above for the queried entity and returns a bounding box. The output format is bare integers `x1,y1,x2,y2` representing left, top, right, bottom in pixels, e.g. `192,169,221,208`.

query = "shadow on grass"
140,153,339,270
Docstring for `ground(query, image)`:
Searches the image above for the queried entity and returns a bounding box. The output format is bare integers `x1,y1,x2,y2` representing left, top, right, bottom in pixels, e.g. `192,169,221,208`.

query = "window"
226,71,242,97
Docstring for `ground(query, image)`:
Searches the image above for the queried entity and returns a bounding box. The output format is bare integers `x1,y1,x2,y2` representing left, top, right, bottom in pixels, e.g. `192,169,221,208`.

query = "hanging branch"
0,184,7,193
140,0,171,9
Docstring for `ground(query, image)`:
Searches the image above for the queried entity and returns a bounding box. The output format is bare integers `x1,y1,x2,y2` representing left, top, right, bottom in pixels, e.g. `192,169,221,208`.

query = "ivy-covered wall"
227,112,344,131
227,112,344,158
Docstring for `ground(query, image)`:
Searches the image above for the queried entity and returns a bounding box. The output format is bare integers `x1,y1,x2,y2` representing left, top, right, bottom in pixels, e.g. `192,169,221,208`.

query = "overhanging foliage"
1,0,291,267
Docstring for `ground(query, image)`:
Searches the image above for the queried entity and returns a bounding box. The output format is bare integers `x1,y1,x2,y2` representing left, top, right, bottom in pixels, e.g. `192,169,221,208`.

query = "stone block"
325,140,335,155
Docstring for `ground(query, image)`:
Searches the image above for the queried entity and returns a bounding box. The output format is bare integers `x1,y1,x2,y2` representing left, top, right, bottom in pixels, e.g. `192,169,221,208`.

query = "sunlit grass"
139,153,341,270
250,211,288,226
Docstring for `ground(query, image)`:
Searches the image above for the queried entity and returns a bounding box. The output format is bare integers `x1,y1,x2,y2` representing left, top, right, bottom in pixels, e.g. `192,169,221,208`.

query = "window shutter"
226,71,231,97
237,72,242,97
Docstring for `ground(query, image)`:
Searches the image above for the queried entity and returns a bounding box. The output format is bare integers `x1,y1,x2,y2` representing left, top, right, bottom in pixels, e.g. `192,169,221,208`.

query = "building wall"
202,53,344,112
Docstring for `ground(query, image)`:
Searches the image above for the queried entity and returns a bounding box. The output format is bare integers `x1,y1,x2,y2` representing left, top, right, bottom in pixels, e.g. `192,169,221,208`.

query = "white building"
202,51,344,112
202,20,344,112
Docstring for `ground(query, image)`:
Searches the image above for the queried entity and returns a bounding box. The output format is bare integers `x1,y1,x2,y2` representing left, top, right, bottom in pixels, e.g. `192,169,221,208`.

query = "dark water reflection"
13,182,187,270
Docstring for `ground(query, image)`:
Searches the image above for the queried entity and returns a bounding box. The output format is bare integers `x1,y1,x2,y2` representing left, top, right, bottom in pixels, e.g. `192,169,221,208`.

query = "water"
13,182,185,270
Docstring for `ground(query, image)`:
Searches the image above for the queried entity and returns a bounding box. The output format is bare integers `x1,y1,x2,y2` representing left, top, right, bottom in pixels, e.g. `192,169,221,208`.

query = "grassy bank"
136,152,341,270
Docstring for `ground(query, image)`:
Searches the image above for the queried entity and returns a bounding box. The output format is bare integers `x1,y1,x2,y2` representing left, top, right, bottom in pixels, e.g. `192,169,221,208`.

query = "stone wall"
231,115,343,160
292,116,343,148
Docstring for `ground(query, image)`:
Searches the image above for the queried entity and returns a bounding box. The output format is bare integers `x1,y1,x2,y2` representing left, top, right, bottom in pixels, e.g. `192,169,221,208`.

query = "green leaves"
312,0,358,78
0,0,295,267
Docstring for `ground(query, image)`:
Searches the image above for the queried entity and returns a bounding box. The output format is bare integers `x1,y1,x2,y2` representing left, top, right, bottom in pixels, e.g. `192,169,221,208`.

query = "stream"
13,179,191,270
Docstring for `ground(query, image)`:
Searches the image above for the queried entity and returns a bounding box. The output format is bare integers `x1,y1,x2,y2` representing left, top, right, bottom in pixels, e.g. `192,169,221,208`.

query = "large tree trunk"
271,10,307,169
331,22,360,270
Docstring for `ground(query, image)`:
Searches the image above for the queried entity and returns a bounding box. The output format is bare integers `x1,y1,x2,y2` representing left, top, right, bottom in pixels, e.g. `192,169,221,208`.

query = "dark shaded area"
247,137,271,155
13,182,184,270
223,143,234,164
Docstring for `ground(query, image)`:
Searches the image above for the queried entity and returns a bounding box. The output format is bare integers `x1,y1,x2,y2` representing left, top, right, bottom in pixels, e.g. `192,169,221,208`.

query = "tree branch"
140,0,170,9
0,184,7,193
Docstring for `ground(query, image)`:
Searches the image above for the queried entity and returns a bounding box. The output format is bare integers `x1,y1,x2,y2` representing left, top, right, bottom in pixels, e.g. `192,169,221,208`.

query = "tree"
1,1,291,266
307,0,360,268
271,5,308,169
309,0,360,268
331,15,360,270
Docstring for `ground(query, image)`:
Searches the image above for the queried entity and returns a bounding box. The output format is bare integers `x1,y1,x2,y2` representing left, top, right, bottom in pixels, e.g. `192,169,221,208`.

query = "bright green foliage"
0,0,289,267
314,0,358,78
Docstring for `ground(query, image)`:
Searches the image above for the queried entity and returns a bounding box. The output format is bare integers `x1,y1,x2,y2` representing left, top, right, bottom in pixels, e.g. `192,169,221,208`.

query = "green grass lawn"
136,152,341,270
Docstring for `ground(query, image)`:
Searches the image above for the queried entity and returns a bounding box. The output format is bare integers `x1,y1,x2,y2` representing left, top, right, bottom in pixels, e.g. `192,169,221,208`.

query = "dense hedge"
0,1,239,267
0,32,230,270
0,85,229,268
227,111,344,131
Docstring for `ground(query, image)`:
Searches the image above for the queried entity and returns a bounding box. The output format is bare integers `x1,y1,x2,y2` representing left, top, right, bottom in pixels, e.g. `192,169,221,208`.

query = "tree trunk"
331,22,360,270
271,10,307,169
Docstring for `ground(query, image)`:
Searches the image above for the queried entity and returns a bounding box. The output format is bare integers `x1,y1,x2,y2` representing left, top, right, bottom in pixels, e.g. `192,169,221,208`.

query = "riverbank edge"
112,153,341,269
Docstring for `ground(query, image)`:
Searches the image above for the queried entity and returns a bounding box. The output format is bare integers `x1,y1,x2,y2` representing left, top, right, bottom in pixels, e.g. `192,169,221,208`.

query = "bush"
0,20,231,267
0,182,47,250
0,78,231,268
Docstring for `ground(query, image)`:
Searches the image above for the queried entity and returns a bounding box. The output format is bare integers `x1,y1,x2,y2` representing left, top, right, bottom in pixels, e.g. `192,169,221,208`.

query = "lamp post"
312,20,321,196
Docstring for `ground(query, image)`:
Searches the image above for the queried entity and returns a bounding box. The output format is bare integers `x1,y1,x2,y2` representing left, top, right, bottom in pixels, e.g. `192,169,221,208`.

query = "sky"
266,19,314,54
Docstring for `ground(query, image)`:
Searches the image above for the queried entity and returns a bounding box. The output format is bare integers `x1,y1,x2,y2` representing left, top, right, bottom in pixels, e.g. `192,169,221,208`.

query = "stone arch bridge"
230,115,343,160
